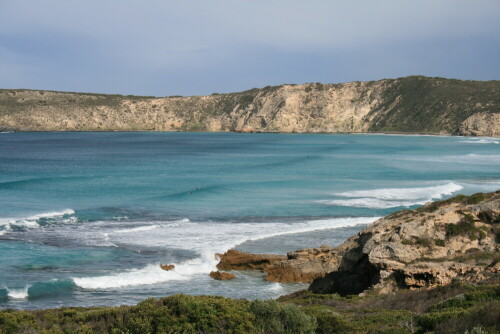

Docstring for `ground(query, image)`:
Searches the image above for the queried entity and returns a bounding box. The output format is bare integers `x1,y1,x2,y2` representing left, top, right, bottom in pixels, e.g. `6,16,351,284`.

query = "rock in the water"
309,191,500,296
209,271,236,280
216,250,286,271
160,264,175,271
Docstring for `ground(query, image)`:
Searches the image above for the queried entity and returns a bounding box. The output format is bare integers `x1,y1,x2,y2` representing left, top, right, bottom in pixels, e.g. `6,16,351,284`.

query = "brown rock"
216,249,286,271
209,271,236,280
160,264,175,271
264,246,342,283
309,191,500,296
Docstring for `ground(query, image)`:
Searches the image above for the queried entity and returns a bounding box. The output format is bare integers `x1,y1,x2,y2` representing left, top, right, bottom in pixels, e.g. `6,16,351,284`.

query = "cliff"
216,191,499,296
309,191,500,296
1,76,499,135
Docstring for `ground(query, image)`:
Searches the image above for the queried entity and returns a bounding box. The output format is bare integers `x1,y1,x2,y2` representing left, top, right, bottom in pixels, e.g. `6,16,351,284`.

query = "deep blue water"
0,132,499,309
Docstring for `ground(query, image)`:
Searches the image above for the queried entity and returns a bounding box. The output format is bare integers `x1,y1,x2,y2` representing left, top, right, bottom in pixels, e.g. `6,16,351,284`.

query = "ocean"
0,132,499,309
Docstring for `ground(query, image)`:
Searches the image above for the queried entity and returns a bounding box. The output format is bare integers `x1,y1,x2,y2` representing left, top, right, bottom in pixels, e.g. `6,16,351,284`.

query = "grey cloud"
0,0,498,95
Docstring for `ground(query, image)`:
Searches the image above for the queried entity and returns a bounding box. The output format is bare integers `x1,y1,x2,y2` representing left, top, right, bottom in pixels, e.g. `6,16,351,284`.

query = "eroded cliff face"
309,191,500,296
1,76,498,135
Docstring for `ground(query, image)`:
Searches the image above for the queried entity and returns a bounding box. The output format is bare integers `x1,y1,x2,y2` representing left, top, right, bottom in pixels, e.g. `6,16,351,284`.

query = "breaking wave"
71,216,376,289
0,209,76,235
460,138,499,144
319,183,463,209
0,280,77,300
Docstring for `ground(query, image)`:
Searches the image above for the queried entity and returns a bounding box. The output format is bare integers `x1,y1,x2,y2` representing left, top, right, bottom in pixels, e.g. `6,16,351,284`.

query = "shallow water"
0,132,499,309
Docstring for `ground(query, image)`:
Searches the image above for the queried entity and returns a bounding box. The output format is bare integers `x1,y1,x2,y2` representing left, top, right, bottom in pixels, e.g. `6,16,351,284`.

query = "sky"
0,0,499,96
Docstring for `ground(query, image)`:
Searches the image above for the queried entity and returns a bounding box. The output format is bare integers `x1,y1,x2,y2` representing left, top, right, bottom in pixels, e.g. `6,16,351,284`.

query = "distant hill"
1,76,499,136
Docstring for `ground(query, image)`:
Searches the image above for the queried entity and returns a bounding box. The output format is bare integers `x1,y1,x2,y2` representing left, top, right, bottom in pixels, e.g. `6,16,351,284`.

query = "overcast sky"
1,0,499,96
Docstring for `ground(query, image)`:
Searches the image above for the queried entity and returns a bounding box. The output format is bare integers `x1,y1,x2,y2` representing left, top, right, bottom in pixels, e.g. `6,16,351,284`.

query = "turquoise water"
0,132,499,309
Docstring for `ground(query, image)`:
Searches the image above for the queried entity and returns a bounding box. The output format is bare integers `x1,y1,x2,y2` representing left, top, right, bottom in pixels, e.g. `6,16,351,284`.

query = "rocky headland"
217,191,500,296
1,76,499,136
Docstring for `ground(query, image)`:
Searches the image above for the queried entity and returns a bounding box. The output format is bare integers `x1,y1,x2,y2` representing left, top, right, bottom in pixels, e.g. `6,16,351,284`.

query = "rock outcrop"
209,271,236,280
309,191,500,296
215,247,342,283
160,264,175,271
263,245,342,283
1,76,498,136
458,112,500,137
216,250,286,271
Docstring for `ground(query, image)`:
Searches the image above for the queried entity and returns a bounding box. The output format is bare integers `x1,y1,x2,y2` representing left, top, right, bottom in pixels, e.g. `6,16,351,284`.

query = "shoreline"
1,130,499,138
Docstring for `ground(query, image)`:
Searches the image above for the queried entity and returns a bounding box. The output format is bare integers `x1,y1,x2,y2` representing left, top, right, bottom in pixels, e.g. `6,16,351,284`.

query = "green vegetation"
1,284,498,333
434,239,446,247
367,76,500,134
281,283,500,334
0,295,315,334
415,192,496,214
1,76,498,133
445,213,484,241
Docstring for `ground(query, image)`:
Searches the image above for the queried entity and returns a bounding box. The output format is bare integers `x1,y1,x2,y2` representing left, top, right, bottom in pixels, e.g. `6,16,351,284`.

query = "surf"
319,183,463,209
71,216,376,289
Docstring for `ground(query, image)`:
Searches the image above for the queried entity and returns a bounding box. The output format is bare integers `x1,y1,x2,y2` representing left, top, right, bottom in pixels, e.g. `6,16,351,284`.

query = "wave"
0,280,76,300
5,286,29,299
0,209,76,234
335,183,462,200
401,154,500,165
115,225,160,233
114,219,189,234
0,176,92,190
320,183,463,209
71,216,376,289
460,138,499,144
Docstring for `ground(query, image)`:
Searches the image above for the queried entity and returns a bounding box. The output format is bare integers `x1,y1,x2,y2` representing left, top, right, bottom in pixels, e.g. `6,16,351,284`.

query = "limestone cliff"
309,191,500,296
1,76,498,135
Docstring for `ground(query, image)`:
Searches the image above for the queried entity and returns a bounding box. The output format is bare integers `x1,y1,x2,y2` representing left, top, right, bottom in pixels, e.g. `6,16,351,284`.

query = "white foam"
7,286,29,299
72,216,377,289
402,154,500,165
73,264,191,289
320,183,463,209
115,225,161,233
319,198,425,209
335,183,462,201
460,138,499,144
114,219,189,234
268,283,284,291
0,209,76,233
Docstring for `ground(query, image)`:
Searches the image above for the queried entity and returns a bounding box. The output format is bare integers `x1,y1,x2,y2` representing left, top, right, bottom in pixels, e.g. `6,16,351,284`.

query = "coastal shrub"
300,305,351,334
434,239,446,247
417,307,468,332
161,294,254,333
464,327,489,334
433,302,500,334
238,94,255,109
464,193,486,205
417,285,500,333
415,237,432,248
249,299,317,334
401,239,414,245
445,216,479,238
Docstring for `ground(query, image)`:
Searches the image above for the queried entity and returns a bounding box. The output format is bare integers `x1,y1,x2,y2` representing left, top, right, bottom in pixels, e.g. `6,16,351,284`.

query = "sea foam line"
319,182,463,209
71,216,377,290
0,209,76,233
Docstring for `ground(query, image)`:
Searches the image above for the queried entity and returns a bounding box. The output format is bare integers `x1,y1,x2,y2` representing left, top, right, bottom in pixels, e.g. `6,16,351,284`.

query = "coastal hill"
1,76,499,136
